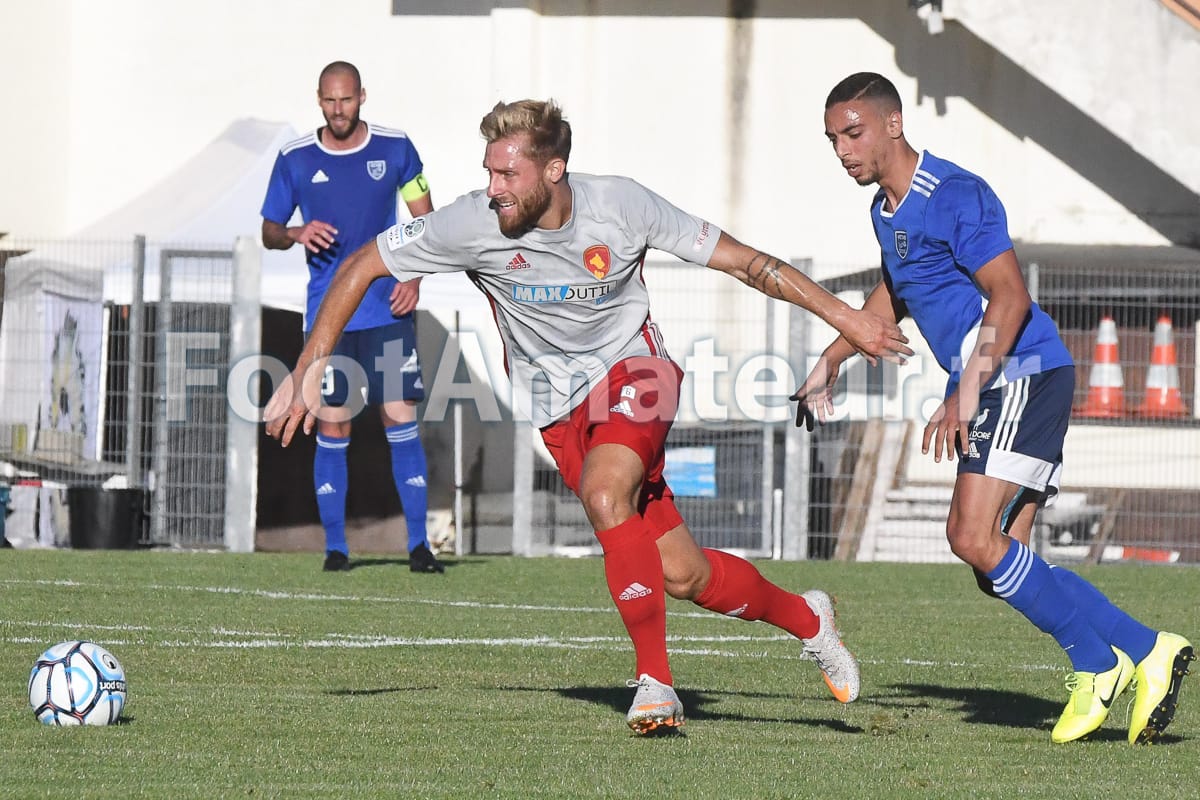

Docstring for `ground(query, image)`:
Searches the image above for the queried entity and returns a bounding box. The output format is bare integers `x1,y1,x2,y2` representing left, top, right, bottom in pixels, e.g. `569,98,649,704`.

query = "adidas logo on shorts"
610,400,634,417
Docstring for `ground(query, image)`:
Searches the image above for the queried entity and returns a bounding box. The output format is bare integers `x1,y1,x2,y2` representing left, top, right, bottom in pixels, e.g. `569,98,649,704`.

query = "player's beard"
324,111,361,142
853,167,879,187
494,179,552,239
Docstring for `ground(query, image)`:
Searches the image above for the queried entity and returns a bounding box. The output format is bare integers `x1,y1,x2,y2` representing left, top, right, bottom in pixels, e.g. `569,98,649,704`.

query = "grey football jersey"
375,173,722,425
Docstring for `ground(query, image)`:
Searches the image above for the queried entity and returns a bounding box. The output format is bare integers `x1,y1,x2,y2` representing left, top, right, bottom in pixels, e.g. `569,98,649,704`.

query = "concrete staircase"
856,480,1105,564
859,484,956,563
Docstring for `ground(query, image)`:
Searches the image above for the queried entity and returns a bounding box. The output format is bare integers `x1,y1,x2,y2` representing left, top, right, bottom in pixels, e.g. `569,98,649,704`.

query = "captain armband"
400,173,430,203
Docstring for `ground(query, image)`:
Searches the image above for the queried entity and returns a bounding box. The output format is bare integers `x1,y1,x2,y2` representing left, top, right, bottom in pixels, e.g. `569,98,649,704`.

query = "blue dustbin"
0,484,10,544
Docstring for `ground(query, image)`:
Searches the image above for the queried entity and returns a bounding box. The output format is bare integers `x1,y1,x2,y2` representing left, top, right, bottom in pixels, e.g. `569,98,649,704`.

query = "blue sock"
386,423,429,553
987,538,1115,673
1050,566,1158,664
314,434,350,555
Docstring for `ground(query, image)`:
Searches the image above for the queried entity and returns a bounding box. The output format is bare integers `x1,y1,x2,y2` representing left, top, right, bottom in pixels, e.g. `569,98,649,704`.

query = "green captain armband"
400,173,430,203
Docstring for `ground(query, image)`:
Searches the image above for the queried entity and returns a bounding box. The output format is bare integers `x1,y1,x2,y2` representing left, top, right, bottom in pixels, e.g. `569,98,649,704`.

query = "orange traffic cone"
1076,316,1125,418
1137,315,1187,418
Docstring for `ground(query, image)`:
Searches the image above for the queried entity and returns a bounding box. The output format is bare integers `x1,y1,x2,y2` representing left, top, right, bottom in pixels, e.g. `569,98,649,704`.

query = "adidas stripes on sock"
314,434,350,555
385,422,429,553
694,548,820,639
986,538,1116,673
596,516,671,685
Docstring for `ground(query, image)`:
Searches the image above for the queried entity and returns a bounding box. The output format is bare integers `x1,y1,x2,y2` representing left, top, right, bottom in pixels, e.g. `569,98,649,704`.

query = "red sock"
694,548,818,639
596,516,671,684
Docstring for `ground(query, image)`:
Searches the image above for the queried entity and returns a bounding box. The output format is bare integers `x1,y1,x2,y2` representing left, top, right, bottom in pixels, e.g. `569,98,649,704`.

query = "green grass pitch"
1,550,1196,799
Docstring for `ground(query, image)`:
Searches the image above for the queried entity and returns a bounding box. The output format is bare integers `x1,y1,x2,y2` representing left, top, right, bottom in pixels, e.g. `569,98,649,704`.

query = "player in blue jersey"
261,61,443,574
794,71,1192,744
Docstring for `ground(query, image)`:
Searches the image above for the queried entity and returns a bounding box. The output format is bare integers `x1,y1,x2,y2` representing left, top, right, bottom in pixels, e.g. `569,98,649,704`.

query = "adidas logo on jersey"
405,476,426,488
505,252,531,270
619,582,652,601
724,603,749,618
316,482,337,496
311,169,330,184
610,400,634,417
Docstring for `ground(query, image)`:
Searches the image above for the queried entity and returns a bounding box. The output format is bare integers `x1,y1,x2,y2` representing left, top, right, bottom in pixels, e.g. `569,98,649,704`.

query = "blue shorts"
311,318,425,408
958,366,1074,497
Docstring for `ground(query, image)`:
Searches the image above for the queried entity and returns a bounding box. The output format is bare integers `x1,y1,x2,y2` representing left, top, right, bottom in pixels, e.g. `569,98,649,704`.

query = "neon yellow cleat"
1051,648,1134,744
1129,632,1194,745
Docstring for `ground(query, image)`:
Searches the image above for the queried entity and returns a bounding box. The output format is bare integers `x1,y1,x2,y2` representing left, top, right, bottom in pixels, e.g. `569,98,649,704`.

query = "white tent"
7,117,486,314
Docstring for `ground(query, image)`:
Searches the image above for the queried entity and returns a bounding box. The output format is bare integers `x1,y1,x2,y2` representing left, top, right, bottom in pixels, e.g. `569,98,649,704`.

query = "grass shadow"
341,556,481,572
326,686,438,697
537,684,863,733
882,682,1058,728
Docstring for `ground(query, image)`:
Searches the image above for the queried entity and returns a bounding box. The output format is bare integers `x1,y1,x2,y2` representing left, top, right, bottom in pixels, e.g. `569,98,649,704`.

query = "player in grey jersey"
267,99,912,734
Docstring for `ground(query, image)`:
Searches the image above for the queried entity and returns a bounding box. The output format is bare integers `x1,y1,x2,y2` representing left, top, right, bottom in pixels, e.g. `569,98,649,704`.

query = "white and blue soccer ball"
28,641,127,726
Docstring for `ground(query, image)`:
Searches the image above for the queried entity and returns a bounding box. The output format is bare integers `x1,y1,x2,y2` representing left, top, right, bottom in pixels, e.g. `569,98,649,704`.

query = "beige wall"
1,1,1194,273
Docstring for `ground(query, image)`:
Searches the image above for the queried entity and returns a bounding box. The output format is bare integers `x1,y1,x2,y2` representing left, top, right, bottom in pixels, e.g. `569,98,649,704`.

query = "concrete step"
881,501,949,521
885,485,954,504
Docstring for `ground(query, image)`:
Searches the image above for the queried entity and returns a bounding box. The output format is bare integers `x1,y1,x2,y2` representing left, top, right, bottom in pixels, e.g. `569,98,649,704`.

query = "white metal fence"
0,236,259,551
515,258,1200,565
2,241,1196,564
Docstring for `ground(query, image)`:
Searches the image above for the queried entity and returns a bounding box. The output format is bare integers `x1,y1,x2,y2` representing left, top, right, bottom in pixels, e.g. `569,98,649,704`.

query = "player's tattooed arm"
708,233,851,317
743,251,791,296
706,231,911,365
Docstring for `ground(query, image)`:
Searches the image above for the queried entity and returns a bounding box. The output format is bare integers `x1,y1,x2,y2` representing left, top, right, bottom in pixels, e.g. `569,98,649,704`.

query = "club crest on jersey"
583,244,612,279
367,160,386,181
894,230,909,259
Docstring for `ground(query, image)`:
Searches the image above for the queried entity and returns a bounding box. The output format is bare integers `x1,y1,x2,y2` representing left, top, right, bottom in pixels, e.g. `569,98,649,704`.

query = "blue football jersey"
261,123,424,331
871,151,1072,395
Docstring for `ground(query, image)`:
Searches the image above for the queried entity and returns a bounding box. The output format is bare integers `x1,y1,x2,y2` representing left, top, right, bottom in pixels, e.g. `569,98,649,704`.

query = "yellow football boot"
1051,647,1134,744
1128,632,1194,745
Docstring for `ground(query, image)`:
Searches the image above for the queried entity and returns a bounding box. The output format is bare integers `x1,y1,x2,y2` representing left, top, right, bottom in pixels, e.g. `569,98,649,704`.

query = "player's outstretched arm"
791,281,903,429
263,240,391,446
706,232,912,366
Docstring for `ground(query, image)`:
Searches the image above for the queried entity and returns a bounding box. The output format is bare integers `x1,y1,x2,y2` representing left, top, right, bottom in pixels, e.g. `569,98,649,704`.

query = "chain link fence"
0,236,259,551
3,241,1196,563
516,256,1200,565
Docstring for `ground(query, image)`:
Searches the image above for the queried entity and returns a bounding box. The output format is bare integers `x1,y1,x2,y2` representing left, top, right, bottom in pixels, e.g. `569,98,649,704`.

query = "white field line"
0,577,728,619
0,624,1066,671
1,623,796,659
0,578,1066,672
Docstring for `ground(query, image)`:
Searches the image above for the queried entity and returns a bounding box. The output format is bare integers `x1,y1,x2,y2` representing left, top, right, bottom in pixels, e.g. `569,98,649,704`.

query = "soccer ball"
28,641,127,726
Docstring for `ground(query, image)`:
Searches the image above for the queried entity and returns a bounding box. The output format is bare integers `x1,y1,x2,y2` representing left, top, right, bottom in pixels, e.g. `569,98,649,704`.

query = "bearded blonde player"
266,99,912,734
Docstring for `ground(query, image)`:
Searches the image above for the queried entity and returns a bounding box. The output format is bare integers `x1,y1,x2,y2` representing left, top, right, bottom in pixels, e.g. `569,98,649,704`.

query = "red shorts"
540,356,685,538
